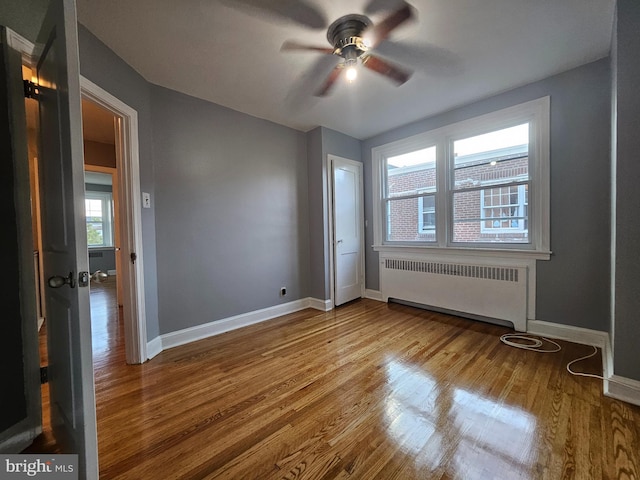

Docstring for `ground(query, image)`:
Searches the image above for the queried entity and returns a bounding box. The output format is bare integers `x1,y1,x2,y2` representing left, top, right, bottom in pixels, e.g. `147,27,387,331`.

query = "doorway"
81,76,148,365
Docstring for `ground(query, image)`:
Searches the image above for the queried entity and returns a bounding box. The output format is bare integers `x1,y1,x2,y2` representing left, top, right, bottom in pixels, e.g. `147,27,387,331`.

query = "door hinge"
130,252,137,264
23,79,39,99
40,366,48,384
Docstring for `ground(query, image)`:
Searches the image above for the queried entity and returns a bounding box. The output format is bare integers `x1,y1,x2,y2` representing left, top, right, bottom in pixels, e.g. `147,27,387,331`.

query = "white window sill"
372,244,551,261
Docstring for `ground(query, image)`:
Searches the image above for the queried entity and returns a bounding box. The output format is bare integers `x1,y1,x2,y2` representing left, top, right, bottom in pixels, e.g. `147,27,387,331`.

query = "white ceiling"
76,0,615,140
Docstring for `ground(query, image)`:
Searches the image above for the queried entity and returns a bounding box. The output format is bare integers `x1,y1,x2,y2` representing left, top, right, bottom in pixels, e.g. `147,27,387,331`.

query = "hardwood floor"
31,281,640,478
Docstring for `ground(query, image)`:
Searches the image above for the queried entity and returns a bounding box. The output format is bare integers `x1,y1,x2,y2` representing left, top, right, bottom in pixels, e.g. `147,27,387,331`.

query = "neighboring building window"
480,185,528,233
85,192,113,247
372,97,550,254
418,194,436,233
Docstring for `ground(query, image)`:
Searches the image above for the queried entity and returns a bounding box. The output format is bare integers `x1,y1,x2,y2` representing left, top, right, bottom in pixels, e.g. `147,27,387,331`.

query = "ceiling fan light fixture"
346,65,358,83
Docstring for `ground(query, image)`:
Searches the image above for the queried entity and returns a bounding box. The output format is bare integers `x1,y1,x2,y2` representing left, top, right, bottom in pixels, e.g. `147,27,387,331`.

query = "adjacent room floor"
30,282,640,479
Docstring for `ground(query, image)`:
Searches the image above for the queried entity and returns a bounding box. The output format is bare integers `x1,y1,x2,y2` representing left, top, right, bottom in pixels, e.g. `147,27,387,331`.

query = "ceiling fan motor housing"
327,14,372,60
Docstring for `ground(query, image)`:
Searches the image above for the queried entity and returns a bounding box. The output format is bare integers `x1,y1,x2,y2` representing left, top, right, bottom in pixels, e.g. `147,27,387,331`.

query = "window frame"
85,191,114,248
372,97,550,259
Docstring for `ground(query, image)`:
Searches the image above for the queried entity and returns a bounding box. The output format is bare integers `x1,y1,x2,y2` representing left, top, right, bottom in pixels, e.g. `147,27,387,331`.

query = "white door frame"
325,154,365,308
80,77,147,364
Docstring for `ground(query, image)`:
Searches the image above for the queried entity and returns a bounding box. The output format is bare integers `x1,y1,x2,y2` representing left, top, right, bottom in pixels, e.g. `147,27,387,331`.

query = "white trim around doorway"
80,77,148,364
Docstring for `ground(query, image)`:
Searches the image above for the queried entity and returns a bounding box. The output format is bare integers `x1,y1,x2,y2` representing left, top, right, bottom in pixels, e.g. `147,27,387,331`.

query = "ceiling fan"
280,3,415,96
221,0,456,98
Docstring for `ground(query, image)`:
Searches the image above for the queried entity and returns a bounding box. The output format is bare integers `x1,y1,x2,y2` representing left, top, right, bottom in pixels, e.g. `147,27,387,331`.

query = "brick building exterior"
386,145,529,244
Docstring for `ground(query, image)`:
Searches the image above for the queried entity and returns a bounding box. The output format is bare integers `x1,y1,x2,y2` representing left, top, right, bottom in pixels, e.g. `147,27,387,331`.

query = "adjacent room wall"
362,58,611,332
307,126,362,301
77,24,160,340
611,0,640,381
83,140,115,168
151,84,310,334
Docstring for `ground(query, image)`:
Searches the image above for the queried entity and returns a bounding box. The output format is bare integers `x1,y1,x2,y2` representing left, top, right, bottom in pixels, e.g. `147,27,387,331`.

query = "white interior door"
35,0,98,477
332,156,364,306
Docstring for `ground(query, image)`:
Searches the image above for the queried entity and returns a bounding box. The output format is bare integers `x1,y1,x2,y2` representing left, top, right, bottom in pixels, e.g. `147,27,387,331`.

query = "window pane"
387,146,436,198
386,197,436,242
85,198,103,218
86,222,104,246
452,186,529,244
453,124,529,190
85,193,113,247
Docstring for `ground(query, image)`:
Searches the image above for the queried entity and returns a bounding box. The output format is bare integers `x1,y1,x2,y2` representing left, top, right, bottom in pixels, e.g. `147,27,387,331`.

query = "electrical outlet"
280,287,287,296
142,192,151,208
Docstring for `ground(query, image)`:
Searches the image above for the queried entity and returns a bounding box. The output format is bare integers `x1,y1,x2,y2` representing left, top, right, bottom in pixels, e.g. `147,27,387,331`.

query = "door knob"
48,271,76,289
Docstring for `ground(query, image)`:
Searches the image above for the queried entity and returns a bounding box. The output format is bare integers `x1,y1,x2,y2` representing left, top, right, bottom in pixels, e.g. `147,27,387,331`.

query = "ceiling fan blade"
362,54,412,85
281,40,334,54
363,2,415,48
374,40,463,76
286,55,340,108
220,0,327,29
315,65,344,97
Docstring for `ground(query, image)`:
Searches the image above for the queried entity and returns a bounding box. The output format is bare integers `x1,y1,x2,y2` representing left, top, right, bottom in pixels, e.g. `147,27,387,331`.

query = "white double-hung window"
372,97,550,257
85,191,114,248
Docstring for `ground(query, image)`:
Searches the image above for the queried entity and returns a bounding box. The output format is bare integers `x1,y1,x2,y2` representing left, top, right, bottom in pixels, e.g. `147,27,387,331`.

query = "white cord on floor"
500,333,628,386
565,345,605,380
499,333,561,352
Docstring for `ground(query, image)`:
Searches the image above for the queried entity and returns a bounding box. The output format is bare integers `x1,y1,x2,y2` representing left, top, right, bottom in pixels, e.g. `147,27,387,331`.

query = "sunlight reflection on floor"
383,357,536,479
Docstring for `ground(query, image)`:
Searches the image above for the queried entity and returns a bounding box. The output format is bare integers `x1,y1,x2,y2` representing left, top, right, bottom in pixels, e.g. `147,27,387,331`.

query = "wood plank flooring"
31,279,640,479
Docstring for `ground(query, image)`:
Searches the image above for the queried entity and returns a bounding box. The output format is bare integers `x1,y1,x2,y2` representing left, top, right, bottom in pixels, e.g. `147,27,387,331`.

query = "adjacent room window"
372,97,550,255
85,192,113,247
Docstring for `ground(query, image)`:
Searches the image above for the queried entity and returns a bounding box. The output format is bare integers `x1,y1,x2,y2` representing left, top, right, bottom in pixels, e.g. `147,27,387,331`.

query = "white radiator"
380,255,528,331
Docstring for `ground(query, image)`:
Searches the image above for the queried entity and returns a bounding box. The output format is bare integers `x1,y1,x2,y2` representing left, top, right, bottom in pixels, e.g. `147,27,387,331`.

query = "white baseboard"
526,319,608,347
308,297,332,311
602,335,640,406
107,269,117,276
161,298,321,351
146,336,162,360
364,289,384,302
528,319,640,407
605,375,640,407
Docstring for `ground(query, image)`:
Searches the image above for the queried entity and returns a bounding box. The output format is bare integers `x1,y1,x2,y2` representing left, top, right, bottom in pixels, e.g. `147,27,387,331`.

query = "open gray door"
0,28,42,454
35,0,98,477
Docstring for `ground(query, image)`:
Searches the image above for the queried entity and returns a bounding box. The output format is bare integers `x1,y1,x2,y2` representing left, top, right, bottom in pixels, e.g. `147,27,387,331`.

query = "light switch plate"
142,192,151,208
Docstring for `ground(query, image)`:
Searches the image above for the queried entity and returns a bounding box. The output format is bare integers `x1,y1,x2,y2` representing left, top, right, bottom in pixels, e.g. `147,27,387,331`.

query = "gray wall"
0,0,48,43
151,85,309,334
78,25,160,340
612,0,640,381
306,126,362,300
362,58,611,332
